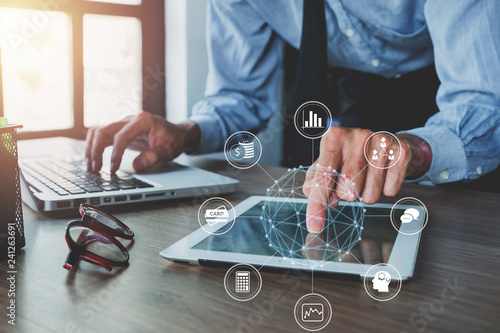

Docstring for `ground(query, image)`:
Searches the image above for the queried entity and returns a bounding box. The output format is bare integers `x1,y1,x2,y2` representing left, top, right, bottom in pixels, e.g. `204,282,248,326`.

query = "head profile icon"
372,271,391,292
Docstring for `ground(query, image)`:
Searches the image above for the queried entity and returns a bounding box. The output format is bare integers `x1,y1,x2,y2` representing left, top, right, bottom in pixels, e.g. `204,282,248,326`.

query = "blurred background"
0,0,284,165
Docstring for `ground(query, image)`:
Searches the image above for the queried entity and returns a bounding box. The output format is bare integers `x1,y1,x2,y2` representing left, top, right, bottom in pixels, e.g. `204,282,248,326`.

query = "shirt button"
346,28,355,37
476,166,482,175
371,59,380,67
439,170,450,181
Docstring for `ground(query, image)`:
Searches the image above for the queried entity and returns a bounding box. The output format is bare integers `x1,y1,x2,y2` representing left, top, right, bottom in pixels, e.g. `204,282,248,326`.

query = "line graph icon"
294,293,332,331
302,303,324,322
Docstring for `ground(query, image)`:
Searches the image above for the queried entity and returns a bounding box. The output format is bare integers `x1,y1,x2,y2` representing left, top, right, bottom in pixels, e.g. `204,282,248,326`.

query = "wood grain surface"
1,157,499,333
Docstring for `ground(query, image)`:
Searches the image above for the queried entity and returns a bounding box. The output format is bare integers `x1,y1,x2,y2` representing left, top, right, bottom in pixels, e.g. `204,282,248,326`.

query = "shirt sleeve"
402,0,500,184
189,0,282,154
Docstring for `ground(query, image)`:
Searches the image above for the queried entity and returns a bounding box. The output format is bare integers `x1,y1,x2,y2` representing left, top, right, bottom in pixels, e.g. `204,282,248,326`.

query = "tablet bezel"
160,196,424,280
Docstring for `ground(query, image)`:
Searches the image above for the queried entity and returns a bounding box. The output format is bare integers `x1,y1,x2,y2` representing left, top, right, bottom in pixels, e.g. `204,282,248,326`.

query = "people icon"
372,271,391,292
380,137,387,148
372,149,379,160
388,149,395,160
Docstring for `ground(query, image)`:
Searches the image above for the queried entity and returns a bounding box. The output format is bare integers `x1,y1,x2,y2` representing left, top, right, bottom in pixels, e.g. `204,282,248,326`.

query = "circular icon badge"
363,131,402,169
294,101,332,139
294,293,332,331
198,197,235,235
363,263,402,302
224,264,262,301
224,131,262,169
390,197,428,235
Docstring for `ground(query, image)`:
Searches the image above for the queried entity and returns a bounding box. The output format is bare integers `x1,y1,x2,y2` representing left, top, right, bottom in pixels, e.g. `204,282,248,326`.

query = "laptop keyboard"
21,160,154,196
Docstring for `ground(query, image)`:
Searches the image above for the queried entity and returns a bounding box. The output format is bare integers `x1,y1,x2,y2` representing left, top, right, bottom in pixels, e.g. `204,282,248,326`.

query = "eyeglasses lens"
68,226,127,262
83,206,132,237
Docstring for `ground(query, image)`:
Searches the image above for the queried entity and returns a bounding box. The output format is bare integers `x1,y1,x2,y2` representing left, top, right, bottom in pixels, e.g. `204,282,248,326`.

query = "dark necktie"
293,0,328,107
286,0,328,167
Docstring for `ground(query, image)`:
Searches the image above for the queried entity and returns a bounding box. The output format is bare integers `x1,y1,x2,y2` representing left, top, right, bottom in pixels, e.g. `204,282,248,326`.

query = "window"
0,0,165,139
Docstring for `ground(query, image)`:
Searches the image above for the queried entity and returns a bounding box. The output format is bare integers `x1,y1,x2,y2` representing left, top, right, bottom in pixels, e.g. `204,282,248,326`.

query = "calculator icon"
235,271,250,293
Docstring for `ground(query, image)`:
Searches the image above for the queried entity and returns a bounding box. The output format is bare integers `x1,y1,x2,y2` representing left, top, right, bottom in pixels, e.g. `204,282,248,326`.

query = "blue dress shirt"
189,0,500,184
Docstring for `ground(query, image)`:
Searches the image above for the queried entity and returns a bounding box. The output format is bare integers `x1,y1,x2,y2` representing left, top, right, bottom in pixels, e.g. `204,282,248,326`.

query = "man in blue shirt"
86,0,500,233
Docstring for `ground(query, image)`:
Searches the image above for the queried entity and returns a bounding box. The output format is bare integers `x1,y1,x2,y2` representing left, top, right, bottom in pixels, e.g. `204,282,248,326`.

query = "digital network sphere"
260,165,365,269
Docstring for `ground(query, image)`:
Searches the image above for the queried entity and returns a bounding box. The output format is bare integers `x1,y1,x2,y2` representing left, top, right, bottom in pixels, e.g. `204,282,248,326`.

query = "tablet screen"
192,201,401,265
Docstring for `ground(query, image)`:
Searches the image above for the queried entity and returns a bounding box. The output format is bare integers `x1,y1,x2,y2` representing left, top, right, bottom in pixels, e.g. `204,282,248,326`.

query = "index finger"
110,112,154,173
306,129,343,233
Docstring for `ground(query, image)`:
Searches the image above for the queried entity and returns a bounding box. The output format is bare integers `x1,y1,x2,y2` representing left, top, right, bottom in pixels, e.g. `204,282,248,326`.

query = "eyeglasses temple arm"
63,250,80,271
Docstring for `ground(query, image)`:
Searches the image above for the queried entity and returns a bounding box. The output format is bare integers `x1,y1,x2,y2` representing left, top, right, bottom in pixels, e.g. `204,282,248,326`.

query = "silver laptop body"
18,137,238,211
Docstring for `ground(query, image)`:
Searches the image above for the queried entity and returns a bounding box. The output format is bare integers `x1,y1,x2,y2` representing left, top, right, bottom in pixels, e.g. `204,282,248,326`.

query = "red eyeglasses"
64,203,134,271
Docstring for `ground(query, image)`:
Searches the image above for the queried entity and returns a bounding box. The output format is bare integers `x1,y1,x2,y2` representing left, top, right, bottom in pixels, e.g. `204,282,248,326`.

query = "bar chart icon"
302,111,323,129
294,101,332,139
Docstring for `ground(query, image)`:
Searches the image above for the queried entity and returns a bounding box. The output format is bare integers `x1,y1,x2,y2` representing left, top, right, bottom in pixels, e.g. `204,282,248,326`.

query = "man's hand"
303,127,431,233
85,112,201,173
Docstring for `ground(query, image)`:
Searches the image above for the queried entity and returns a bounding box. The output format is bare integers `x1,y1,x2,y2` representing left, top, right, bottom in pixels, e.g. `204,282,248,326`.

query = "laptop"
18,137,239,212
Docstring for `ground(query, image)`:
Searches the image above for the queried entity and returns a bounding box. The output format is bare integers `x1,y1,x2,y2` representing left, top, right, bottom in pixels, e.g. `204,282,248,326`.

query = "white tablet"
160,196,424,280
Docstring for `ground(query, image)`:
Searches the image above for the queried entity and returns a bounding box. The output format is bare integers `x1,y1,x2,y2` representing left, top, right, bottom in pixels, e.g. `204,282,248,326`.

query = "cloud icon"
400,208,419,223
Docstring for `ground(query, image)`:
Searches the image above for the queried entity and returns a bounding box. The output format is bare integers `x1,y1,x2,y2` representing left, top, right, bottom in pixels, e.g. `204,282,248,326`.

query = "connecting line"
237,216,262,218
312,139,315,165
257,163,277,182
364,215,390,217
347,251,370,272
257,251,279,271
311,268,314,293
350,164,369,183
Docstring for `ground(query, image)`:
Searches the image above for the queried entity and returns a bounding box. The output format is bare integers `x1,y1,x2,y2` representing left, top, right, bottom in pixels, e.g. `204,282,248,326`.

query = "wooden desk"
2,158,499,333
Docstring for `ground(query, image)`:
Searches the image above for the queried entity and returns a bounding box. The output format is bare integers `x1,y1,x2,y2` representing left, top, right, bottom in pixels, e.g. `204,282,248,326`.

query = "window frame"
0,0,165,140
